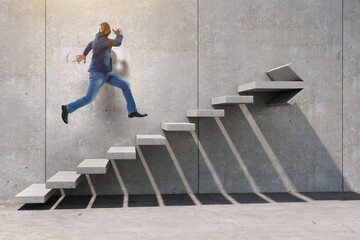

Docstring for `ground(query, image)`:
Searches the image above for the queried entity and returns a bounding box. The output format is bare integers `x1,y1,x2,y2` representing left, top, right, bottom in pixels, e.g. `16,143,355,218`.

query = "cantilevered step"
162,122,196,131
266,63,303,81
238,81,304,106
76,159,110,174
238,81,304,93
107,146,136,160
212,95,254,106
187,109,224,117
136,134,166,145
14,184,56,204
46,171,84,189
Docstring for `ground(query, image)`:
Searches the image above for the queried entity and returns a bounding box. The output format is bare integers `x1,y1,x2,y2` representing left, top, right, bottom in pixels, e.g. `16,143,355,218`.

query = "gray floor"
1,192,360,240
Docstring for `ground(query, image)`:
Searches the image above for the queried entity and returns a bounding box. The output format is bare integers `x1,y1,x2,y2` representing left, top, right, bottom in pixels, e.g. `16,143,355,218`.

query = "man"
61,22,147,124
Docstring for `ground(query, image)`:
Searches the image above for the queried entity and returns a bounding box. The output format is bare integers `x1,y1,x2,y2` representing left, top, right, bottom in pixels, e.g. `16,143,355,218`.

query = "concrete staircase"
14,63,304,204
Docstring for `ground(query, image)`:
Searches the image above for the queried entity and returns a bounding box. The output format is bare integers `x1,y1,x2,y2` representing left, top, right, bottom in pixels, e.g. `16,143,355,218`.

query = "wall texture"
344,0,360,191
0,0,45,196
1,0,360,196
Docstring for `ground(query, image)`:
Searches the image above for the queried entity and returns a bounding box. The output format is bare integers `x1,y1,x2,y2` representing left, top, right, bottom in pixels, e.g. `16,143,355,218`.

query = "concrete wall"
344,0,360,191
2,0,360,196
0,0,45,196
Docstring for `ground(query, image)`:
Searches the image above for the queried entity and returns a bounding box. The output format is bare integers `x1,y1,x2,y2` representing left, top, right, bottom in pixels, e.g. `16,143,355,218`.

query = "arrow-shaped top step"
266,63,303,81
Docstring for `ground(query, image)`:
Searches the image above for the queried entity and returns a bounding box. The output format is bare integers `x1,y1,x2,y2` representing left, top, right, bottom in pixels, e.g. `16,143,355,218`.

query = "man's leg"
106,72,147,118
106,71,138,114
66,72,106,114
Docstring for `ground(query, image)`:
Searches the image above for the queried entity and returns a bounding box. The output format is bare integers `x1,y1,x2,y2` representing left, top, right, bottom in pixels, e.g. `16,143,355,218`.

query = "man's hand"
112,28,123,35
76,54,86,63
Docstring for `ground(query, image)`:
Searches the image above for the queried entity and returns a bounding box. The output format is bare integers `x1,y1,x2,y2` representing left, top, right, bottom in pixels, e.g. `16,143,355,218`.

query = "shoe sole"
128,115,147,118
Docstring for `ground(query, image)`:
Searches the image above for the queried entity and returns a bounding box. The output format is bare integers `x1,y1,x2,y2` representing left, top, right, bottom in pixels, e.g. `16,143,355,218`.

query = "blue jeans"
66,71,137,114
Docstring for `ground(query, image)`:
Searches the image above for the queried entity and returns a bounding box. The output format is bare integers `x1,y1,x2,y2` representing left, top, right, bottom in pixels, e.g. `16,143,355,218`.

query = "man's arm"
83,41,93,56
76,41,93,63
106,28,124,47
106,34,123,47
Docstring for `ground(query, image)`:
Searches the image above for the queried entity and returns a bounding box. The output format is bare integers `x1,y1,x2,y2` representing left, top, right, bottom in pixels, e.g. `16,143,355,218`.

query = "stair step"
187,109,224,117
238,81,304,93
266,63,303,81
107,146,136,160
136,134,166,145
46,171,84,189
76,159,110,174
238,81,304,106
14,184,56,204
162,122,196,131
212,95,254,105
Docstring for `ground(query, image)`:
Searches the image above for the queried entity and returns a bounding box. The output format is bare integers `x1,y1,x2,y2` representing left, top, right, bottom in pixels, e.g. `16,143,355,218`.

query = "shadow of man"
110,50,129,77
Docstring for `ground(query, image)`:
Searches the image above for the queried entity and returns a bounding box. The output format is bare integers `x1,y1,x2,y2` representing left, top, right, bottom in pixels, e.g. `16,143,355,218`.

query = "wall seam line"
197,0,200,194
45,0,47,182
341,0,344,192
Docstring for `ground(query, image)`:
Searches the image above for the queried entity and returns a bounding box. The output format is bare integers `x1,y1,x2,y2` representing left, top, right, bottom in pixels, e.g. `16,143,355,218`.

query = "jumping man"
61,22,147,124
